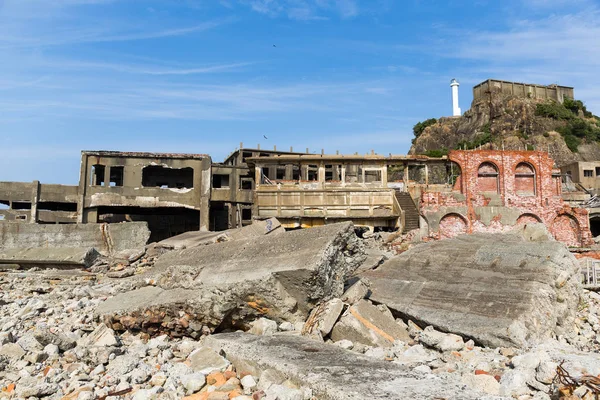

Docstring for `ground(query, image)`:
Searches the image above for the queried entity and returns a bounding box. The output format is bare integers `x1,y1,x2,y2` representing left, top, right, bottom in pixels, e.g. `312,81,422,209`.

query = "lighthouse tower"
450,78,461,116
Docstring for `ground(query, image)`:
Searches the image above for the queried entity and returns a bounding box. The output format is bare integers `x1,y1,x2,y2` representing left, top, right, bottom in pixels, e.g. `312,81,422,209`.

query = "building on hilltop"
473,79,574,104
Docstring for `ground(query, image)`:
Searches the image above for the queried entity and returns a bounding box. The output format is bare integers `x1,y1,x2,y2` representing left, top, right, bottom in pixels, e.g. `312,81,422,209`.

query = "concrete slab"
157,218,283,250
97,222,365,337
363,232,581,349
0,222,149,256
203,332,504,400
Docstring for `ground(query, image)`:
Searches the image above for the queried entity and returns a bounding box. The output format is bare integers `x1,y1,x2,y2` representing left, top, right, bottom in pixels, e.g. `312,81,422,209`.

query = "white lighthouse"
450,78,461,116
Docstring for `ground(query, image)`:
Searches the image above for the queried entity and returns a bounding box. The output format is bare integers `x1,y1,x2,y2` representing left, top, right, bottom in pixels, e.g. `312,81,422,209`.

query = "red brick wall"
420,150,593,247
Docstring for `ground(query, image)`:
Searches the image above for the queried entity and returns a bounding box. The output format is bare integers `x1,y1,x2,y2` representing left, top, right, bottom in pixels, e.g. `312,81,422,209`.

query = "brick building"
420,150,592,247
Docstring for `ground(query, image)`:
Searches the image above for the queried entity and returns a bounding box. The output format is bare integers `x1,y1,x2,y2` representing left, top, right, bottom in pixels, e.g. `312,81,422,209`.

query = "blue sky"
1,0,599,184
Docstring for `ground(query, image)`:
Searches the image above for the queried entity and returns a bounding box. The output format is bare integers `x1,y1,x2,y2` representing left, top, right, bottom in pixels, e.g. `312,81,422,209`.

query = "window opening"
276,167,286,180
242,208,252,221
325,165,342,182
141,166,194,188
345,164,363,183
213,174,230,189
306,165,319,181
584,169,594,178
91,165,105,186
12,202,32,210
477,162,499,193
109,166,124,187
292,165,300,181
364,169,382,183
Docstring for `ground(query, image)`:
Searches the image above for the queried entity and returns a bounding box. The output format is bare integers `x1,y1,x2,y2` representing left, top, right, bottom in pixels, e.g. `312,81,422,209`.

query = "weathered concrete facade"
0,181,78,223
420,150,592,247
473,79,574,104
78,151,211,242
561,161,600,195
248,154,451,230
0,147,594,247
210,146,303,231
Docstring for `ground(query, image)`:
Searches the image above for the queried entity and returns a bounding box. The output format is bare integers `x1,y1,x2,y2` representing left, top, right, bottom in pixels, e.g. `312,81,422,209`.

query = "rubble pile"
0,221,598,399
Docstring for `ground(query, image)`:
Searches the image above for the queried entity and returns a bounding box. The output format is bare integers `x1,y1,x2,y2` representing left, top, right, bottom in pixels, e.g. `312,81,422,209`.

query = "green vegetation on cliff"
535,98,600,152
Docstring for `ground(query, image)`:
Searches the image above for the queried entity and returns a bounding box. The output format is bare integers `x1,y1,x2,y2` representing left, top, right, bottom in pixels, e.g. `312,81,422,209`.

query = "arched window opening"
477,162,499,193
515,162,536,196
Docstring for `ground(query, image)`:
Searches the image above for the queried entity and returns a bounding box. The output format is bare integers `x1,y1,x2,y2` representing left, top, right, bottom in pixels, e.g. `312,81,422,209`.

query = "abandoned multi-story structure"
248,150,592,247
472,79,574,104
0,147,594,247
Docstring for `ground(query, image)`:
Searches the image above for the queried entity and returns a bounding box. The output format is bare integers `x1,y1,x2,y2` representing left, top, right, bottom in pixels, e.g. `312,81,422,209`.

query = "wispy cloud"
242,0,359,20
0,19,232,49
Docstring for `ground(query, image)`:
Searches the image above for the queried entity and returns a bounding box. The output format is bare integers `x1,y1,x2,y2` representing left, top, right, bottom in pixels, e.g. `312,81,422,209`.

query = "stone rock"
188,346,230,375
34,329,76,351
334,339,353,350
18,383,60,398
203,332,494,399
106,354,139,376
303,298,344,337
418,326,465,352
340,279,369,304
462,373,501,395
330,299,411,348
500,370,531,397
249,318,278,336
278,322,295,331
97,223,365,337
81,324,119,347
16,333,43,352
0,343,25,360
181,373,206,394
364,233,581,348
240,375,257,390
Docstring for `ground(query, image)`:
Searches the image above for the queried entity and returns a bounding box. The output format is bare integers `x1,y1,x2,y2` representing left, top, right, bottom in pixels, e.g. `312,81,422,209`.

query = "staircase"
395,191,420,234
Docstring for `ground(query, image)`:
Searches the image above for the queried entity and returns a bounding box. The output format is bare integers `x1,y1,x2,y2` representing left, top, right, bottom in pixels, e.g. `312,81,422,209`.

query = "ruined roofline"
81,150,209,160
473,78,574,90
246,154,446,164
222,148,307,164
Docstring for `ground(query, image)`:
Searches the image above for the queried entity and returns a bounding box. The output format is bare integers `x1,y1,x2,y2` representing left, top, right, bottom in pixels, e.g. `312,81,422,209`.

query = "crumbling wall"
420,150,592,246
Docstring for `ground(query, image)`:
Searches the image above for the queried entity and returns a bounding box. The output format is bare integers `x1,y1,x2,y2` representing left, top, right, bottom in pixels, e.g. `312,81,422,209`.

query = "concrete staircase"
395,191,420,234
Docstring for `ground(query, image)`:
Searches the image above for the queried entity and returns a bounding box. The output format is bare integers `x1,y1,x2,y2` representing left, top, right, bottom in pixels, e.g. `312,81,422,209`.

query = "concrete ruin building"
0,147,594,247
472,79,574,104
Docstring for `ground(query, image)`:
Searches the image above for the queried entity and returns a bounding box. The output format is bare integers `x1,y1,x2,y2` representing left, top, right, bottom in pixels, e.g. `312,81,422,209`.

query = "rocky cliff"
409,88,600,166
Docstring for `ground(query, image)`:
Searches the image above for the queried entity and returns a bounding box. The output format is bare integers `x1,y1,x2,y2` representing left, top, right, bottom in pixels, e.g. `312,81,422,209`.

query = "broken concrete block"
203,332,492,399
418,326,465,352
330,299,411,348
364,232,581,348
0,343,25,360
97,223,365,337
187,346,230,375
249,318,278,336
0,247,99,269
81,324,119,347
158,218,283,250
303,298,344,337
340,279,369,304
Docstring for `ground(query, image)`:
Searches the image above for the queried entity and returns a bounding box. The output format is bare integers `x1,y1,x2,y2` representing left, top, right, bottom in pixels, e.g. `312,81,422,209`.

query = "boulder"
363,232,581,348
330,299,411,347
202,332,502,399
97,222,365,337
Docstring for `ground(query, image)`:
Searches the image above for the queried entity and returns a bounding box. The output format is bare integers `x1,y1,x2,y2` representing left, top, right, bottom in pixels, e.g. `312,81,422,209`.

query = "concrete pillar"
381,164,388,185
83,208,98,223
30,180,40,223
199,161,211,231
